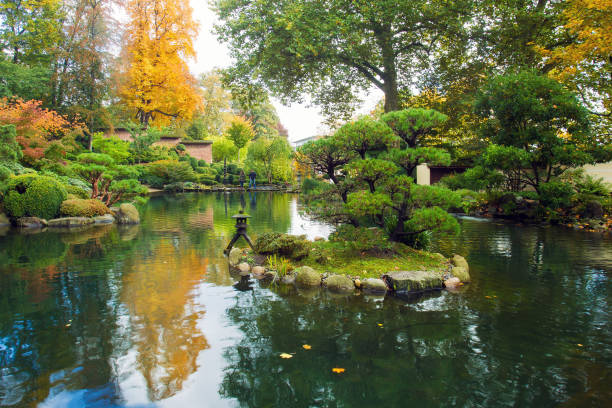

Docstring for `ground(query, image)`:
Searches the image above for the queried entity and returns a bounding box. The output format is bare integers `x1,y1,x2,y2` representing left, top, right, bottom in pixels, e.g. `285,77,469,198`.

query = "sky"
189,1,382,144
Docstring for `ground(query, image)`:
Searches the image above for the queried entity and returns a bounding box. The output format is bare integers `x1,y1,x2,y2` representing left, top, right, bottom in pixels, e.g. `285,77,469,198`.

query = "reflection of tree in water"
219,289,474,407
121,241,210,401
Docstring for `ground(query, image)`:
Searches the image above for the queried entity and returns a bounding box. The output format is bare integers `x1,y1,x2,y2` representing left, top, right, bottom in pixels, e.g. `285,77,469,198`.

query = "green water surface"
0,192,610,407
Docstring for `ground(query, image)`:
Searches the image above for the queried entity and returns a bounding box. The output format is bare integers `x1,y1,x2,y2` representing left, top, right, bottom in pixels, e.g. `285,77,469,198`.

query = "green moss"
60,199,110,217
299,240,447,279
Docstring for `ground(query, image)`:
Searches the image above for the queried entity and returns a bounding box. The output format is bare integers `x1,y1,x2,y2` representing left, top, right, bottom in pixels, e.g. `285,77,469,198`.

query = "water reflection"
0,194,610,407
119,242,209,401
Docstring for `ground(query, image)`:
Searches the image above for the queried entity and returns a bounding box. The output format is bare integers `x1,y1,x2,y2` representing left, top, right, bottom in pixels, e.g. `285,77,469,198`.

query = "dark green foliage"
380,108,448,147
335,116,396,159
387,147,451,176
441,166,505,191
0,58,50,100
254,232,311,260
0,124,22,162
329,225,393,254
475,71,608,192
146,160,197,188
0,165,11,182
301,177,328,195
4,174,67,219
60,199,110,217
346,158,398,192
64,185,89,199
538,181,575,210
296,137,355,184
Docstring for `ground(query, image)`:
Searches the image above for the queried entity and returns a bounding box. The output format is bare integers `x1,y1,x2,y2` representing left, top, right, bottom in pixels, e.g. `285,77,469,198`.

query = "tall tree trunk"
379,25,399,113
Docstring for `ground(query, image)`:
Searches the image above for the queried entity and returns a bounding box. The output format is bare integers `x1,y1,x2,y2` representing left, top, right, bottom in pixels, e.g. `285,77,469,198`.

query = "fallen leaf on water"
485,296,492,299
577,344,583,347
279,353,293,359
332,368,345,374
302,344,312,350
65,324,71,327
377,323,383,327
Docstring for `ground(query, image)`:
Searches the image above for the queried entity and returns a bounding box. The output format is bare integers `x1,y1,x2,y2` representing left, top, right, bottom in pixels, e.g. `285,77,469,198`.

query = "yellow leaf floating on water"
280,353,293,359
485,296,492,299
332,368,345,374
577,344,583,347
377,323,383,327
302,344,312,350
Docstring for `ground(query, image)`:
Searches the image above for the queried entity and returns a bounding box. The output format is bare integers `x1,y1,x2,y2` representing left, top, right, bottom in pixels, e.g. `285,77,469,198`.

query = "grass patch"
298,240,447,279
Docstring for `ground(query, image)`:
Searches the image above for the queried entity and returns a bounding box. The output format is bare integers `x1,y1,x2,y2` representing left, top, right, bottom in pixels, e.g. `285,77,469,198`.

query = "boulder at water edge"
361,278,388,294
324,275,354,292
93,214,115,224
115,203,140,225
451,266,470,283
444,277,461,288
382,270,445,293
451,255,469,273
251,266,266,276
228,247,243,266
16,217,47,228
47,217,94,228
237,262,251,276
294,266,321,288
450,254,470,282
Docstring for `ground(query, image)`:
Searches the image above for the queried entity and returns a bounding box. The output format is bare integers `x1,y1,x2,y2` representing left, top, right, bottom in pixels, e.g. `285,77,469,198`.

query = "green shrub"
0,164,11,182
64,185,90,199
146,160,196,186
254,232,311,260
301,177,328,195
60,199,110,217
329,225,393,254
4,174,67,219
538,181,574,209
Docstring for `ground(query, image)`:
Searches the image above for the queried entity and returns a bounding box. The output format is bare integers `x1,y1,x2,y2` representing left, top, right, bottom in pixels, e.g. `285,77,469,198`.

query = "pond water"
0,192,610,407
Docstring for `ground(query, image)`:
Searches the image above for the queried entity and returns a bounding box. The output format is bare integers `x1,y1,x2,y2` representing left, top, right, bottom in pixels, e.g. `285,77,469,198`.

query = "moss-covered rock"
324,275,354,292
47,217,95,228
93,214,115,224
228,247,244,266
451,266,470,283
382,270,444,293
115,203,140,224
451,254,469,274
15,217,47,228
361,278,388,294
60,199,110,217
294,266,321,287
254,232,310,260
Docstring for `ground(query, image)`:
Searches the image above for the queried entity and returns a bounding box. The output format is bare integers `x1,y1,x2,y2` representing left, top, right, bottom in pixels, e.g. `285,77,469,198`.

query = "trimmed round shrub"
4,174,67,219
60,199,110,217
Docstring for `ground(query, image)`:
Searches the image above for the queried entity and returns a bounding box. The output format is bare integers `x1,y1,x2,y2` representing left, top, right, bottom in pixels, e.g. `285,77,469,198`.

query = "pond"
0,192,610,407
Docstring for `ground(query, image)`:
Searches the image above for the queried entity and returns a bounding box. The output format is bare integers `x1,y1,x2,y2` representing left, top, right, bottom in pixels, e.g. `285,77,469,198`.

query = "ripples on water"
0,193,610,407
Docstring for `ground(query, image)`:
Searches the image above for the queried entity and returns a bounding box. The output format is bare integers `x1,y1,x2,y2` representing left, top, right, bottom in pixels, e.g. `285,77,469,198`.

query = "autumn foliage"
0,98,80,164
120,0,202,127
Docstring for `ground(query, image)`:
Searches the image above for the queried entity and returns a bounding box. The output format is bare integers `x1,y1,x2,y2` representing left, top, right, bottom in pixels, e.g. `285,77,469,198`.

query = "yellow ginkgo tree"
119,0,202,128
